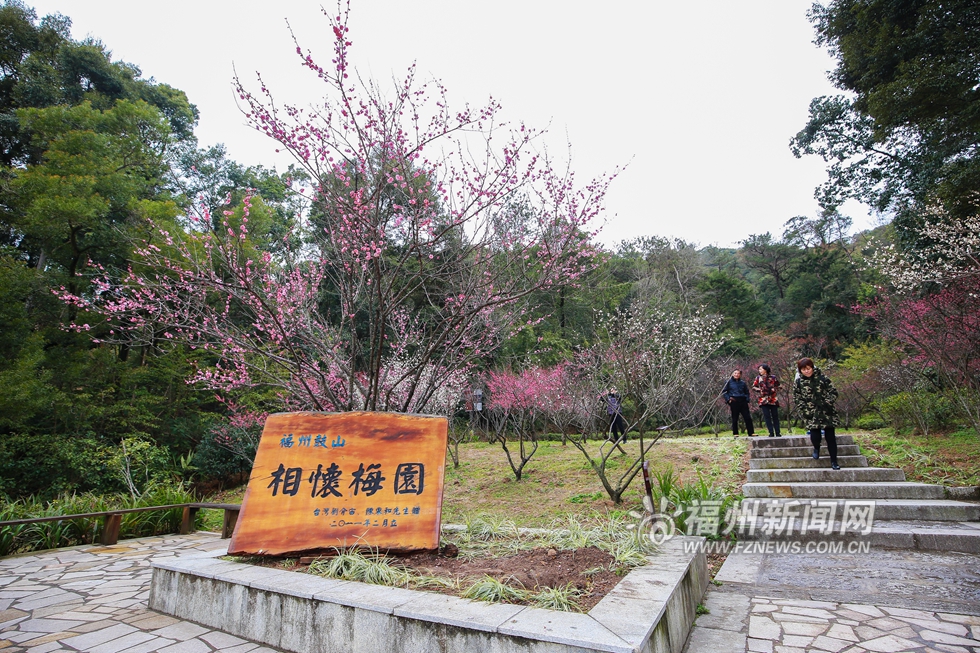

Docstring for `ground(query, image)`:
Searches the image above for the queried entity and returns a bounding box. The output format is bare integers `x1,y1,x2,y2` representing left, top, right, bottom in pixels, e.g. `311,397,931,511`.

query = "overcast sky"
27,0,876,249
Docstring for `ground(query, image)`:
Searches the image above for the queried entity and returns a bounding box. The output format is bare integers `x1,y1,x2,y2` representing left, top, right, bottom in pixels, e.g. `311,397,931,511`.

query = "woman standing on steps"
752,364,781,437
792,357,841,470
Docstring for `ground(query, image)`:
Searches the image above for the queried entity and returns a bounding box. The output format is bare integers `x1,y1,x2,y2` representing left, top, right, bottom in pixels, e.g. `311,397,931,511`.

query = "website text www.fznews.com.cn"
682,540,873,555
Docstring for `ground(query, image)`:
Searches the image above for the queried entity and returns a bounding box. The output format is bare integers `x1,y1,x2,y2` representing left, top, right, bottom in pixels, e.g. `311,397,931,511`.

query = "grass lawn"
200,428,978,532
203,434,749,529
853,428,980,487
440,436,748,526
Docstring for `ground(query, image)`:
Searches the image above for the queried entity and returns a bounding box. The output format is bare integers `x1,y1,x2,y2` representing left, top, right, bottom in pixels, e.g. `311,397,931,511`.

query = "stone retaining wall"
148,535,708,653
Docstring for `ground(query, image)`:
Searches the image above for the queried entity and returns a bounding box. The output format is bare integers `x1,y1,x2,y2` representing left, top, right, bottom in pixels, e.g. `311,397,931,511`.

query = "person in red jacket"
752,363,781,437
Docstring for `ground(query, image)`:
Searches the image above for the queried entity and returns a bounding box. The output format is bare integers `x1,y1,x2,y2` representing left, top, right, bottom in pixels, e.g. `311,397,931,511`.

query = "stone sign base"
149,535,708,653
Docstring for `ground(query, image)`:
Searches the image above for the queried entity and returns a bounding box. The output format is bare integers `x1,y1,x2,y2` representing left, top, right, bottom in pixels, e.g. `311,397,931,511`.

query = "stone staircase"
736,434,980,553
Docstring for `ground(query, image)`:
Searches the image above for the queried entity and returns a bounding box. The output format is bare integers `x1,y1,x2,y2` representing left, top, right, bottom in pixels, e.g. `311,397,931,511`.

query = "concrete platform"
712,546,980,616
745,467,906,483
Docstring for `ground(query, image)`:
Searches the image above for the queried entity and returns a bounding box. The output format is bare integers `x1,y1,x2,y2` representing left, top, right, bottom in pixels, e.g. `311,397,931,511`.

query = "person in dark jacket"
722,370,754,436
752,363,781,437
603,388,627,442
792,357,840,470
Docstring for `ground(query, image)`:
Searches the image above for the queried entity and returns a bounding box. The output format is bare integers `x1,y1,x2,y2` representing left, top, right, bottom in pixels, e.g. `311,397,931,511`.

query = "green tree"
0,2,217,498
697,270,766,339
9,100,176,287
779,219,865,358
739,232,798,299
614,236,705,310
792,0,980,242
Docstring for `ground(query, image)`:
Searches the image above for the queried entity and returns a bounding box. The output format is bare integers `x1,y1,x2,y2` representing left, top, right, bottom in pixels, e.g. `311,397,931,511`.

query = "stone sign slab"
228,411,448,555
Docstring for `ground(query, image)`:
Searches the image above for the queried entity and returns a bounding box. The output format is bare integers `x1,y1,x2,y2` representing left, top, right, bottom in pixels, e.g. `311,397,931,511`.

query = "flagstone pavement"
3,533,979,653
684,548,980,653
688,592,980,653
0,533,285,653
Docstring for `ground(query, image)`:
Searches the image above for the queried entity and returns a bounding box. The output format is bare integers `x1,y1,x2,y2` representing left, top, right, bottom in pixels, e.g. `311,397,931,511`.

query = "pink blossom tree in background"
485,366,563,480
861,279,980,433
60,3,615,416
861,208,980,433
538,362,591,445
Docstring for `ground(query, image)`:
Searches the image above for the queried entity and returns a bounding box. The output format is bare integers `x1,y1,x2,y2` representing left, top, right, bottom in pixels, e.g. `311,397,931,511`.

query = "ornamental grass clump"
307,550,412,587
529,583,583,612
462,575,529,604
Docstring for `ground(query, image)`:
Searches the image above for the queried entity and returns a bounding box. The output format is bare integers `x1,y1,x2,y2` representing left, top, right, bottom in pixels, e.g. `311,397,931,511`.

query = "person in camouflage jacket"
792,358,840,469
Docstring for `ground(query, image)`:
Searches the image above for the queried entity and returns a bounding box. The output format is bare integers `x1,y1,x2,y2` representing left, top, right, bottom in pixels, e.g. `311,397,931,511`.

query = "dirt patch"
394,545,622,611
706,550,727,580
244,544,626,612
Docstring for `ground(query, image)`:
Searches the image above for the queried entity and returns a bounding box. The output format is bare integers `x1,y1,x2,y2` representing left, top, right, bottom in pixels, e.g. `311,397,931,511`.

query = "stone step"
748,455,868,470
751,445,863,459
750,434,856,448
872,520,980,553
745,467,906,483
742,481,946,500
739,498,980,522
734,518,980,554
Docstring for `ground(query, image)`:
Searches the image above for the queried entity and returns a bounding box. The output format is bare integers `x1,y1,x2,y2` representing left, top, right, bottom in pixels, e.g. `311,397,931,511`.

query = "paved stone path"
4,531,979,653
683,431,980,653
688,591,980,653
0,533,285,653
684,547,980,653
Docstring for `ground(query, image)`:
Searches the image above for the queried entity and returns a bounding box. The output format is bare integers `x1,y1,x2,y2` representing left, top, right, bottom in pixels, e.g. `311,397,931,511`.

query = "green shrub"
853,414,886,430
192,425,258,482
646,467,736,539
0,433,121,499
879,391,957,435
0,481,200,556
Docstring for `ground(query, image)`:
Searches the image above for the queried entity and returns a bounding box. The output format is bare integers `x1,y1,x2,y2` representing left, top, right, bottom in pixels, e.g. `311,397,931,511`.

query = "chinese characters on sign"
228,412,448,556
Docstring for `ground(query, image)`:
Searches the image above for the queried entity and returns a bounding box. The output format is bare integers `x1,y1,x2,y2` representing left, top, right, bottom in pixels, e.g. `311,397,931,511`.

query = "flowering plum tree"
862,209,980,433
537,362,590,444
570,301,724,503
485,366,563,480
870,209,980,292
862,279,980,433
59,4,615,415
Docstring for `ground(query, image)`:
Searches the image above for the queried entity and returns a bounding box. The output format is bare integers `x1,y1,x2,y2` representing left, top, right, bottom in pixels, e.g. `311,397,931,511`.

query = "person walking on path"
752,363,781,437
603,388,627,443
722,370,754,436
793,357,841,470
